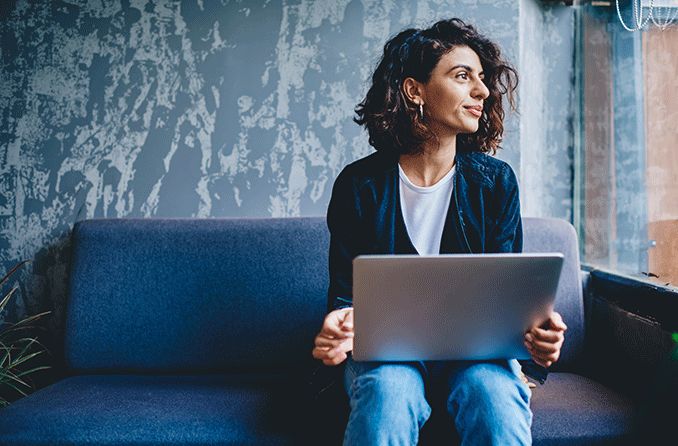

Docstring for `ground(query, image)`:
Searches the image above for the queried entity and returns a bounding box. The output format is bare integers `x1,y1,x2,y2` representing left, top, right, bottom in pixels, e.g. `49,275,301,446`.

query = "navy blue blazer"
325,149,548,383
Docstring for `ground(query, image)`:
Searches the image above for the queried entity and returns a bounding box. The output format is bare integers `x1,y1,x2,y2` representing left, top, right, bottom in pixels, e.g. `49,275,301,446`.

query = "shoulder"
458,151,518,189
334,150,397,189
328,151,395,224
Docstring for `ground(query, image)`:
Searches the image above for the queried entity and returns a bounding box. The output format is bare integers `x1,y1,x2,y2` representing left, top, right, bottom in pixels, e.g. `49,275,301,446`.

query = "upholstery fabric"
65,218,330,373
523,218,584,371
0,374,307,446
0,373,635,446
530,373,635,445
418,372,636,445
0,217,635,446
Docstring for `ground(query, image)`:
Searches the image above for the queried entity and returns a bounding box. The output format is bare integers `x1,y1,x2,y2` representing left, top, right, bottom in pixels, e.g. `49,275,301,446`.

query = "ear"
402,77,425,105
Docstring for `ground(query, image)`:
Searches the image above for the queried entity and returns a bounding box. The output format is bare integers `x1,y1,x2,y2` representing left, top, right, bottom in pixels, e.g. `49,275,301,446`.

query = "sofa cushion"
530,373,635,445
0,374,312,446
0,373,635,446
415,372,636,445
65,218,330,373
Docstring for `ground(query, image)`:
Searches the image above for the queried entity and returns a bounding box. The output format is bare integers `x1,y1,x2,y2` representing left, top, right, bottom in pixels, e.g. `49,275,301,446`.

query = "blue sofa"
0,217,636,445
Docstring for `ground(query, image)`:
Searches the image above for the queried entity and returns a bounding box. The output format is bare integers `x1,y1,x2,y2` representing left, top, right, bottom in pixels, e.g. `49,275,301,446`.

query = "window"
574,2,678,289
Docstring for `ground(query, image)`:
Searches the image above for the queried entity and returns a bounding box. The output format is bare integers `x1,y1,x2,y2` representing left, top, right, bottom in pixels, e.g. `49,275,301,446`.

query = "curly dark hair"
354,18,518,155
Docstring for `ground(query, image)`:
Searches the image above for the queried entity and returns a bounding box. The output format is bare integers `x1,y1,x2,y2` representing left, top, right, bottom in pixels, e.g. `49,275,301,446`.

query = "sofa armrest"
582,269,676,402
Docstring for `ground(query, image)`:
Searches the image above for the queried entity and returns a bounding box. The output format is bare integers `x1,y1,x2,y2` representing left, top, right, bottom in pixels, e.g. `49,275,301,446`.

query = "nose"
473,78,490,100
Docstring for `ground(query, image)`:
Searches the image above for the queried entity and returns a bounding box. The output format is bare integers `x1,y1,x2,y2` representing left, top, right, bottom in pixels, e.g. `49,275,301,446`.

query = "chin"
455,118,480,134
461,124,480,134
439,119,479,135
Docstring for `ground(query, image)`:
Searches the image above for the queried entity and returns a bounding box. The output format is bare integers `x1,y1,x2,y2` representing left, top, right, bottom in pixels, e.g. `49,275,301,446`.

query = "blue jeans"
343,357,532,446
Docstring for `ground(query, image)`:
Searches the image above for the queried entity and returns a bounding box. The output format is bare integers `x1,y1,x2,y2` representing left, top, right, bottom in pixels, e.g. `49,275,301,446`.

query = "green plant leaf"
1,379,29,397
7,350,45,369
0,285,19,314
3,311,51,328
0,260,29,289
8,337,49,352
0,312,51,341
15,337,38,357
0,261,51,407
0,343,10,368
0,369,31,389
0,325,41,341
15,365,51,378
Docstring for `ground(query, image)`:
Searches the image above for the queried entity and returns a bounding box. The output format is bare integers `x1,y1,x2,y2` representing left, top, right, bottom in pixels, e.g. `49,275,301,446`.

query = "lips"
463,105,483,118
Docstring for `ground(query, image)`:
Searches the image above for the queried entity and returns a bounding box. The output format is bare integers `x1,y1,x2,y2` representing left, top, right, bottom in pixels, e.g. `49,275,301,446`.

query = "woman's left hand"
524,311,567,368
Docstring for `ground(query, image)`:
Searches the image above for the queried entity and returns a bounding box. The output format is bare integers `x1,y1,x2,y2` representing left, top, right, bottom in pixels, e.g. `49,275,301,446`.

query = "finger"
525,342,559,365
322,349,347,365
323,351,347,366
526,330,563,346
324,337,353,357
312,345,339,361
312,346,329,360
535,353,558,366
526,344,559,365
322,321,353,339
528,338,560,355
336,307,353,317
336,337,353,354
530,327,561,343
340,309,354,331
319,309,352,339
525,344,554,367
313,343,341,360
314,335,345,349
533,357,552,368
316,339,352,363
550,312,568,331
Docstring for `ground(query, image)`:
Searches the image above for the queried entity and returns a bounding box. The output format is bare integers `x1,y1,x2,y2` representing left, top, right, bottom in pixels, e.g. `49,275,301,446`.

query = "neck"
399,135,457,187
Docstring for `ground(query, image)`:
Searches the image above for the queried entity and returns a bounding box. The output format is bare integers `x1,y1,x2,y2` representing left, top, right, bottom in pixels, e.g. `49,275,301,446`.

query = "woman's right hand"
312,308,354,366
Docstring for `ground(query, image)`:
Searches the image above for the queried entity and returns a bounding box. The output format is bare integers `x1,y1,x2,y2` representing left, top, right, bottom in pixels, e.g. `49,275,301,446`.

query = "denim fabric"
326,149,547,382
343,357,532,445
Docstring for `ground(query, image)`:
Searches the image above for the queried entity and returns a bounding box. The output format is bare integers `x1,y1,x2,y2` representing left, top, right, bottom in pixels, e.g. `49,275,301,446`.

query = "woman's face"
416,45,490,137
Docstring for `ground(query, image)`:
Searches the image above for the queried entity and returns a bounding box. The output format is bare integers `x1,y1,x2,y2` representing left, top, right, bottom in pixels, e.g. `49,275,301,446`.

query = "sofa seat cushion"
417,372,635,445
0,374,309,446
530,372,635,445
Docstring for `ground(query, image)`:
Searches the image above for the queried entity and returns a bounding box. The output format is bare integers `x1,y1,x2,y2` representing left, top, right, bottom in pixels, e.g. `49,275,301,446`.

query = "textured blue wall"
0,0,573,363
520,0,575,221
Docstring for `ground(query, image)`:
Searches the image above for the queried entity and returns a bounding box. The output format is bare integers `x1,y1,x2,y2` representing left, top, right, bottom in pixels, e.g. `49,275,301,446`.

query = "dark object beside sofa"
0,217,635,445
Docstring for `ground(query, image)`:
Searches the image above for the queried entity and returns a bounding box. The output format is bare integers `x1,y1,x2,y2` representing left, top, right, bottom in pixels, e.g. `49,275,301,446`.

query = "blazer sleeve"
326,169,363,313
485,163,523,254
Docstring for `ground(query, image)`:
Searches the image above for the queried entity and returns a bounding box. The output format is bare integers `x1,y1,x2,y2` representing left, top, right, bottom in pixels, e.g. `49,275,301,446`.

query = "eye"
456,72,469,80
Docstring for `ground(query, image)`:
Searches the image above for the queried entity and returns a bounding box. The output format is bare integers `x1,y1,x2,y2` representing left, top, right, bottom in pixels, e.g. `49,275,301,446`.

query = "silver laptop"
352,253,564,361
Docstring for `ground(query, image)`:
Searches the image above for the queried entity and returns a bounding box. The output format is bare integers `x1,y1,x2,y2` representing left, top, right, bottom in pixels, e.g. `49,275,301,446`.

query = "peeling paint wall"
519,0,574,220
0,0,572,367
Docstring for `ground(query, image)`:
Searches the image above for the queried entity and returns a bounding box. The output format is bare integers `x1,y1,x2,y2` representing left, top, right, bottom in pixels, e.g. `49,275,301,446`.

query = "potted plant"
0,261,51,407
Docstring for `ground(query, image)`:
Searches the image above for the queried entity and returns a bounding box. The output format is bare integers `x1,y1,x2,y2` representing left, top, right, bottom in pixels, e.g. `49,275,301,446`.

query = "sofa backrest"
522,218,584,370
65,217,583,374
65,218,330,374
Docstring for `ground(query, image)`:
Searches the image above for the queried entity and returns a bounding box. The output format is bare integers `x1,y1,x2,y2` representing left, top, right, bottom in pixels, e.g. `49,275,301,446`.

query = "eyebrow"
447,64,484,76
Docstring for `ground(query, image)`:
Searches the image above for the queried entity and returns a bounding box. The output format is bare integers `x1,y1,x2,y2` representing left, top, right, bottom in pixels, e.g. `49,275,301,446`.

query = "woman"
312,18,566,445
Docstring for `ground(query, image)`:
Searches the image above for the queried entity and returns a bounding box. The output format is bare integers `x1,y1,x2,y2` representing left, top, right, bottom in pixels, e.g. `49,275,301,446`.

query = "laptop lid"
352,253,564,361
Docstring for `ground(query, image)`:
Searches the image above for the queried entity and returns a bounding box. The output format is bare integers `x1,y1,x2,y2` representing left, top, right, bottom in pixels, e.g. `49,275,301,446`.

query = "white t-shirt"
398,163,455,255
